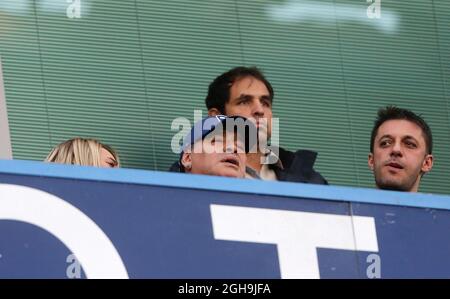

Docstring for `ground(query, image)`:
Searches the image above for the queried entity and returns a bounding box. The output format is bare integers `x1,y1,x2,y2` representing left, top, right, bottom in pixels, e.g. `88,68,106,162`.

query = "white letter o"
0,184,128,278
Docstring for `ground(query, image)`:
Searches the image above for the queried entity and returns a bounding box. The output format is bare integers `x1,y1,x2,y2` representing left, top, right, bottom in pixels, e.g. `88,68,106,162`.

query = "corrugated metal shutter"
1,0,449,194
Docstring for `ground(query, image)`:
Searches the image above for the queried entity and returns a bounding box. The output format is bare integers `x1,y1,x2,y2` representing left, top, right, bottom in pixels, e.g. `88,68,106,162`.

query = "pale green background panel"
0,3,50,159
1,0,449,194
135,0,245,170
35,0,155,169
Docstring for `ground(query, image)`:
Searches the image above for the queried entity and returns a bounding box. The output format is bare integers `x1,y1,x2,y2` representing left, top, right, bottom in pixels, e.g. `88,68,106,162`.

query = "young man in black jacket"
172,66,327,185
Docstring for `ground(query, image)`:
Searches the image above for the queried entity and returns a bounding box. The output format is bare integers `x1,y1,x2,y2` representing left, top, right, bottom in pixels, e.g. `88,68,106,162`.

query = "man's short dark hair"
205,66,274,114
370,106,433,154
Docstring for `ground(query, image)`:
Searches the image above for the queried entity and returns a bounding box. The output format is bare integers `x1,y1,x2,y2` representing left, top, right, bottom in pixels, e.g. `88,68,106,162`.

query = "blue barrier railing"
0,159,449,278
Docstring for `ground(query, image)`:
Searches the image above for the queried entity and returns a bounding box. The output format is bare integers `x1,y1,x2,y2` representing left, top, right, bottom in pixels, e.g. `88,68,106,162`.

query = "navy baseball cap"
179,115,257,170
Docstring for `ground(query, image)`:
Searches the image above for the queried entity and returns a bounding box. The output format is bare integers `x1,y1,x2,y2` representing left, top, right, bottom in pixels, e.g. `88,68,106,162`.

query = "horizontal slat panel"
1,0,449,194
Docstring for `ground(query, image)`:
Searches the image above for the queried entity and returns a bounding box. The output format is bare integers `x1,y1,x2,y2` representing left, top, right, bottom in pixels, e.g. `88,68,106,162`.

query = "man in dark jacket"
171,66,327,185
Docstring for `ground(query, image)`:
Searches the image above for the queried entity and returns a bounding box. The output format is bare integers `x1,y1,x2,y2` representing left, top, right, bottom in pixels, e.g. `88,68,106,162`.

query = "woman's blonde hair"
45,138,120,167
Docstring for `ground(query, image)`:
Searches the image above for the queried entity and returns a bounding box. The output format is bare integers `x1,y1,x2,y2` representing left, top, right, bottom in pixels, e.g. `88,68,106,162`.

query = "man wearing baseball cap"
176,115,257,178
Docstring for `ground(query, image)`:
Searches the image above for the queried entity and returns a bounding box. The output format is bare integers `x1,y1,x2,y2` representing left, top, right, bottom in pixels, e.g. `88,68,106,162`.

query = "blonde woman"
45,138,120,168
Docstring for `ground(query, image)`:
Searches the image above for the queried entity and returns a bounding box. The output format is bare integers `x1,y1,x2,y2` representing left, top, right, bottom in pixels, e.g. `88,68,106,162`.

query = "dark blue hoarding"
0,160,449,278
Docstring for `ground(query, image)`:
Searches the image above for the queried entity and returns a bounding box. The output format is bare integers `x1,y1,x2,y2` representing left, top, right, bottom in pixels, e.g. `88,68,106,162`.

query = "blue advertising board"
0,160,449,278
